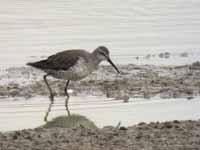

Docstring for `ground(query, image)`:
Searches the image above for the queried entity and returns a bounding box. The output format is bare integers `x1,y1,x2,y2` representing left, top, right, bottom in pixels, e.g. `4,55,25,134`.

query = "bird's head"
93,46,120,73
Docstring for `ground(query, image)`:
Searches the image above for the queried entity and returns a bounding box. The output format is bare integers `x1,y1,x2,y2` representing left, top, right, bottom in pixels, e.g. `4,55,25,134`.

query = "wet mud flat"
0,62,200,100
0,120,200,150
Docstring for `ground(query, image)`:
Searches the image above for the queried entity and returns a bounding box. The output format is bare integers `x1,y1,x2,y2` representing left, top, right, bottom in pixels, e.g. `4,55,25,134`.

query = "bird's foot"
65,106,71,117
67,110,71,117
49,93,56,102
44,116,48,122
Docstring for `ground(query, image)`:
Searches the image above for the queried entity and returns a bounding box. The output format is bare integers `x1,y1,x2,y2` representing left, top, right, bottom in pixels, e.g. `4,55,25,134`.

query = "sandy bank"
0,119,200,150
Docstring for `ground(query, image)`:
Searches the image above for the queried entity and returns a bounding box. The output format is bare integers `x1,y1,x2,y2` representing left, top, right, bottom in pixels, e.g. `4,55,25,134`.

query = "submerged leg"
43,74,54,122
64,80,71,116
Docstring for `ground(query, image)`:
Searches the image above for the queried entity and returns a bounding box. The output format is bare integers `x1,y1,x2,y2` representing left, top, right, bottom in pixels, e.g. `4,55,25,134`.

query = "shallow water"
0,0,200,68
0,96,199,132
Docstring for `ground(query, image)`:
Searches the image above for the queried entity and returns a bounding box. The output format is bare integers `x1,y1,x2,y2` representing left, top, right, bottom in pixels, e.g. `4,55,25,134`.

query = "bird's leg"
64,80,71,116
43,74,54,122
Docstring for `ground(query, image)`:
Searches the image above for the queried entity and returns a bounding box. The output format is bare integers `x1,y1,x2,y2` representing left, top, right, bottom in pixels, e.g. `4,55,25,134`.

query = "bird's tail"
26,60,48,69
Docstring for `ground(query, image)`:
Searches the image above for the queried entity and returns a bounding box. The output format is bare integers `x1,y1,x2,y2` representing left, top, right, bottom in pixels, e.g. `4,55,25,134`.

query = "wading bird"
27,46,120,122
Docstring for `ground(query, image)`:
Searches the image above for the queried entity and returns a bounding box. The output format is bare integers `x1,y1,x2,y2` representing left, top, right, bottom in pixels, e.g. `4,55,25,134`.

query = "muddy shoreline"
1,119,200,150
0,62,200,100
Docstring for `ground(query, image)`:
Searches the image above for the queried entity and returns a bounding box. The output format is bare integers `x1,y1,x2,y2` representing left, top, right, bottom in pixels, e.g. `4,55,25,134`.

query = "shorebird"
27,46,120,122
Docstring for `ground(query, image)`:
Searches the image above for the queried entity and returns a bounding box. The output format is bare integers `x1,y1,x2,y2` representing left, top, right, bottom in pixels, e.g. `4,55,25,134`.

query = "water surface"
0,0,200,68
0,96,199,131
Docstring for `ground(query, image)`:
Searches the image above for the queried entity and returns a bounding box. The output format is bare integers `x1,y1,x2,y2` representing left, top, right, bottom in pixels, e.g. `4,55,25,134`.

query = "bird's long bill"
106,57,120,73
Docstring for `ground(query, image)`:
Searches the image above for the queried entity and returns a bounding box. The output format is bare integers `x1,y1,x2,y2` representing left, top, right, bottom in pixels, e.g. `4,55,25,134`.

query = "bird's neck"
91,52,101,68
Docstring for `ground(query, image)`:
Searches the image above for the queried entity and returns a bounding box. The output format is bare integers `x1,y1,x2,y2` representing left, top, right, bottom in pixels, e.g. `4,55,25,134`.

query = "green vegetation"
192,61,200,67
43,114,97,129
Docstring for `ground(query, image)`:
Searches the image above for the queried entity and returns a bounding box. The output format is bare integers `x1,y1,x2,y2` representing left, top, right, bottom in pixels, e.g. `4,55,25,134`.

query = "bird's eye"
99,51,105,56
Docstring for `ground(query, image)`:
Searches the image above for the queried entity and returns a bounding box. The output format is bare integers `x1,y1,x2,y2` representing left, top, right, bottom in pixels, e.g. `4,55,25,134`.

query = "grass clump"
43,114,97,129
192,61,200,67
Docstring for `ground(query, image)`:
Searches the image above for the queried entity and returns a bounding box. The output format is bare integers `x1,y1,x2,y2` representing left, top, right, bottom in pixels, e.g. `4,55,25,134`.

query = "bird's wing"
46,50,80,70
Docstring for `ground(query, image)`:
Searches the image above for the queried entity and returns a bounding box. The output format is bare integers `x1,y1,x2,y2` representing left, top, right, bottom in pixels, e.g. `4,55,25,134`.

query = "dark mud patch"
1,120,200,150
